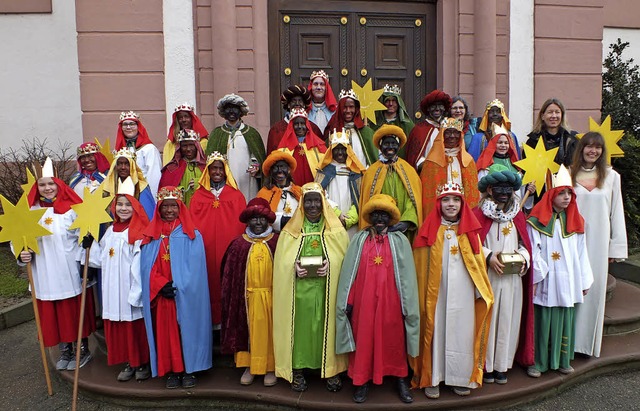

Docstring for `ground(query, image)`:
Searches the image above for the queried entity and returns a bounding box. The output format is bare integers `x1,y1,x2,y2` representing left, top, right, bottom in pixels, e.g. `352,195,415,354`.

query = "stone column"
473,0,497,113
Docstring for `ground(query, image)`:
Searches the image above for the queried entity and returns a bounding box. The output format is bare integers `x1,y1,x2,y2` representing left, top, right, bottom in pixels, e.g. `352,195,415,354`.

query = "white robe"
136,143,162,198
93,227,144,322
272,186,299,233
15,207,82,300
345,127,370,167
574,169,627,357
431,224,479,389
227,123,259,201
527,221,594,307
482,218,530,373
324,162,359,237
71,174,103,198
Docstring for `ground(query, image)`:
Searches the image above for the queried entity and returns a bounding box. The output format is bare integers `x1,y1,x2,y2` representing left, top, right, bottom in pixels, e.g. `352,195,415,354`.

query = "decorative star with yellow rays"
212,200,220,208
576,116,624,165
284,203,292,214
351,79,387,125
0,194,52,257
450,245,459,255
502,226,511,236
298,148,306,157
44,217,54,225
69,186,114,243
514,139,560,196
551,251,561,261
108,247,115,258
310,239,320,249
451,170,460,179
94,137,114,164
373,255,383,265
162,253,171,262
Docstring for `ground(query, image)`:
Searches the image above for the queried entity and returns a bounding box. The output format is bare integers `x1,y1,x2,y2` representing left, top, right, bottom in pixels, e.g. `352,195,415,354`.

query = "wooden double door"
268,0,436,125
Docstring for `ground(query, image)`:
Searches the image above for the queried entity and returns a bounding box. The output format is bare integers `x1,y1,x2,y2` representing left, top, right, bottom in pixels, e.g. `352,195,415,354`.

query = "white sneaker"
424,385,440,399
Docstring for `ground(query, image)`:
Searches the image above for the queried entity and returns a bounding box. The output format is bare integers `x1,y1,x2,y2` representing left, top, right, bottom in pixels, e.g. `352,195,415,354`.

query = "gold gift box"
299,255,324,278
498,252,525,275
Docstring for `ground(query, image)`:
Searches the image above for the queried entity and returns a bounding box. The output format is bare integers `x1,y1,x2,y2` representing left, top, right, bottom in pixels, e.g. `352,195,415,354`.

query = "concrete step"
606,273,617,302
604,280,640,336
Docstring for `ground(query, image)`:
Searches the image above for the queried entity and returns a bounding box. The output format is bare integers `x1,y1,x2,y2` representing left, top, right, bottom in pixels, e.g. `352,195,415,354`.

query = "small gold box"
299,255,324,278
498,252,525,275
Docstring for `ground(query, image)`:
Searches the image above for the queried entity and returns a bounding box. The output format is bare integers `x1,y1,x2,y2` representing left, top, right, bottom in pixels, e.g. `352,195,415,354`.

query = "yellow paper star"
94,137,114,164
20,167,36,195
576,116,624,164
69,186,114,243
108,247,115,257
502,226,511,236
212,200,220,208
0,194,52,257
351,79,387,125
450,245,459,255
551,251,561,261
514,139,560,196
162,253,171,262
373,255,383,265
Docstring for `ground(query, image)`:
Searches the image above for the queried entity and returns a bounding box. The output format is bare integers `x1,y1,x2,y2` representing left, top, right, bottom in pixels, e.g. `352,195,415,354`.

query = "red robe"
267,118,323,155
149,221,184,376
405,121,438,169
189,185,246,324
347,235,407,385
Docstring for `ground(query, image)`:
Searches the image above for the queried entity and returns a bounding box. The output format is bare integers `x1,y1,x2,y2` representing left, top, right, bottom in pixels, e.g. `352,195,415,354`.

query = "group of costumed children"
18,121,594,404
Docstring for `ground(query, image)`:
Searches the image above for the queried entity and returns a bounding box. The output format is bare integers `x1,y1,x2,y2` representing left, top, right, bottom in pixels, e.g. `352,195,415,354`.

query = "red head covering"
325,97,365,133
111,194,150,244
76,142,111,174
307,72,338,112
27,177,82,215
115,113,154,150
414,191,482,254
142,187,197,243
528,185,584,234
419,90,452,115
475,131,519,171
278,111,327,152
239,197,276,224
167,110,209,142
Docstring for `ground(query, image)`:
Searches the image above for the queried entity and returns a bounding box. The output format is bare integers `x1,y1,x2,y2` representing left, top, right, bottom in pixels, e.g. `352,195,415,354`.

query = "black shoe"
353,383,370,403
135,364,151,381
397,377,413,403
494,371,508,384
326,375,342,392
483,371,495,384
291,370,307,392
166,373,180,389
182,373,196,388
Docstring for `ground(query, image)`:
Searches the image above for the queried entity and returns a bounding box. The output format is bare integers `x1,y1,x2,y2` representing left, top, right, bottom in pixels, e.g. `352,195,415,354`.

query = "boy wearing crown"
163,102,209,166
140,186,212,389
324,89,377,166
276,107,327,186
473,165,534,384
525,166,593,378
336,194,419,403
115,111,162,198
190,152,246,328
257,151,301,233
17,158,96,370
205,93,266,202
69,142,111,198
307,70,338,134
315,130,366,238
411,182,493,399
160,129,207,206
359,124,422,238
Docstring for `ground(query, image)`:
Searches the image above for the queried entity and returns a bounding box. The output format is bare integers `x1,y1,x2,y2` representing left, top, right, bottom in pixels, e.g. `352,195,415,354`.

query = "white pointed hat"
117,176,135,196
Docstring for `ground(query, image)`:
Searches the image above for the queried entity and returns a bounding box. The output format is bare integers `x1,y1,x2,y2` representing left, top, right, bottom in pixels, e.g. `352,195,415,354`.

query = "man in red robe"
406,90,452,171
190,152,246,327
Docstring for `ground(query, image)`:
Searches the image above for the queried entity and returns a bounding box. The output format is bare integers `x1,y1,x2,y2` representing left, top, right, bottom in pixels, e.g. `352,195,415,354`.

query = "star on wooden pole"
514,139,560,196
0,194,52,256
351,79,387,125
94,137,114,164
576,116,624,164
69,186,114,242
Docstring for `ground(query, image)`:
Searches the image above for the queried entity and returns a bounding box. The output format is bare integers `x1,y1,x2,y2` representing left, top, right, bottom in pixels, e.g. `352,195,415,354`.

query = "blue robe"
138,186,156,220
141,226,212,377
316,163,362,213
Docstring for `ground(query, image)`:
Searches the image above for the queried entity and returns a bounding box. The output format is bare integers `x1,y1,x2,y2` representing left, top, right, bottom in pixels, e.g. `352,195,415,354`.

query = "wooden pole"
520,191,531,209
71,249,90,411
23,238,53,396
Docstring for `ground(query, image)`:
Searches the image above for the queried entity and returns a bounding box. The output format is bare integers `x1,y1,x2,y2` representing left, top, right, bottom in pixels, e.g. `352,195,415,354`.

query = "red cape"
115,119,154,150
473,206,535,367
167,111,209,142
406,121,438,169
28,177,82,215
267,118,323,154
476,133,519,171
111,194,150,244
324,98,365,140
189,185,246,324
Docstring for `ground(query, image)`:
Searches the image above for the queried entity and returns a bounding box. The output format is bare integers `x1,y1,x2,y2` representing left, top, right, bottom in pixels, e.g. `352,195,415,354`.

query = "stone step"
604,280,640,336
606,273,617,302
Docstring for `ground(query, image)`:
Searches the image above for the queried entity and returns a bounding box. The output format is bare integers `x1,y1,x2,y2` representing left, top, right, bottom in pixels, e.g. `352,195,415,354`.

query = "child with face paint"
220,198,279,387
256,151,302,232
336,194,419,404
411,181,493,399
473,165,534,385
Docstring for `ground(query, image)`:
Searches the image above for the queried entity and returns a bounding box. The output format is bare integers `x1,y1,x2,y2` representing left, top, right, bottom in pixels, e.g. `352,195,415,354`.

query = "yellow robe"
411,226,493,388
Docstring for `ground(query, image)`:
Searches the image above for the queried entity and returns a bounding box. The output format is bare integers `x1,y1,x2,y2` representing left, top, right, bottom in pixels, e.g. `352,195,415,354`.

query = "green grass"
0,246,28,298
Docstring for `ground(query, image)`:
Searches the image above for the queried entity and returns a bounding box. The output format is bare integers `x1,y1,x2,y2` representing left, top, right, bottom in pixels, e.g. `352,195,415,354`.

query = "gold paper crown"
289,107,308,119
329,128,351,146
301,182,324,196
436,181,464,198
32,157,56,180
338,89,359,101
552,164,572,188
206,151,226,163
157,186,184,202
492,123,510,136
310,70,329,80
383,84,402,95
76,143,99,157
116,176,135,196
485,99,505,111
440,117,464,131
119,111,140,122
174,102,194,113
177,129,200,142
113,147,137,161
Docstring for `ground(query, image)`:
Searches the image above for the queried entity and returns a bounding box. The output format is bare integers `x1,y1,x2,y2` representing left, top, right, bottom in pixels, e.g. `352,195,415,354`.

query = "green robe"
381,168,419,228
205,123,266,166
179,163,203,206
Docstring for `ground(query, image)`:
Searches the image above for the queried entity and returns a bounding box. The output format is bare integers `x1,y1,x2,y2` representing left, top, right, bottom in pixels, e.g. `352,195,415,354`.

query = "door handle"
360,68,367,77
341,68,348,76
